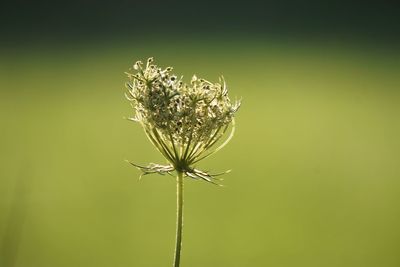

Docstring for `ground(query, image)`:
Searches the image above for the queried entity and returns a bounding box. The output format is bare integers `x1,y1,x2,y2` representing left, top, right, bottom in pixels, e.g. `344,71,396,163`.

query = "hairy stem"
173,171,184,267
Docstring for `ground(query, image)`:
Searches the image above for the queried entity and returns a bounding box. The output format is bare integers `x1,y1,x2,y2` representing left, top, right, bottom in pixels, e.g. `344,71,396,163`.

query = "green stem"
173,171,184,267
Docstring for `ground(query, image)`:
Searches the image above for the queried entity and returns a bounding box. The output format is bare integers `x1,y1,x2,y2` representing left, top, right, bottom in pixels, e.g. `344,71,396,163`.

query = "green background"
1,1,400,266
1,40,399,267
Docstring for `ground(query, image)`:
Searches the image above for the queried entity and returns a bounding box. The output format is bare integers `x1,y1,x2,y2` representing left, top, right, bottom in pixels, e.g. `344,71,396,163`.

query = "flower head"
125,57,240,184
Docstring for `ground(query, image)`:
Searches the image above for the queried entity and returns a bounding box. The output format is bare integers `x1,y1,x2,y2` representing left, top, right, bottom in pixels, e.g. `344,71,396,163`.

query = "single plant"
125,57,240,267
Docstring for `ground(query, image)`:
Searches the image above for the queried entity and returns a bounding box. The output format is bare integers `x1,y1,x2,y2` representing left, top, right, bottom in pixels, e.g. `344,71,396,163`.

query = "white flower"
125,58,240,184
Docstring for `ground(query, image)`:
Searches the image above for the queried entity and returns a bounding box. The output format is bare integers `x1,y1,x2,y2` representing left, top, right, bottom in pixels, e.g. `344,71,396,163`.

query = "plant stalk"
173,171,184,267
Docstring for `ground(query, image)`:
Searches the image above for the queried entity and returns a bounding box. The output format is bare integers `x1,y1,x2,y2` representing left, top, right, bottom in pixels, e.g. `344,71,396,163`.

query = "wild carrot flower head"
125,57,240,184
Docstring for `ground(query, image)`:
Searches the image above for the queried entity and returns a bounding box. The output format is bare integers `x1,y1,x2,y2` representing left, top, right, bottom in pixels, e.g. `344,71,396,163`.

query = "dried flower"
125,57,240,184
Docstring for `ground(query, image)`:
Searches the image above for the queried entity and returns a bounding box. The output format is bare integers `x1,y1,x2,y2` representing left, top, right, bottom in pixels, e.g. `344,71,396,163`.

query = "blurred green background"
1,1,400,267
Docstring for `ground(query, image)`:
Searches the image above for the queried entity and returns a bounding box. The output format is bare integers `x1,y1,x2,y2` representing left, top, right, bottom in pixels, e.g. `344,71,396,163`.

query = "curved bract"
125,57,240,183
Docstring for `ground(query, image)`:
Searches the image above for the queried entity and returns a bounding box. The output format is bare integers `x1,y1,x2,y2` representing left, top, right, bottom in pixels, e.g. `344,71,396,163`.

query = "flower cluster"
125,57,240,183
